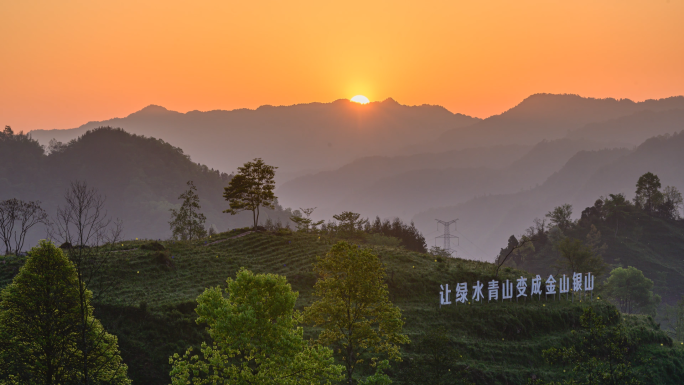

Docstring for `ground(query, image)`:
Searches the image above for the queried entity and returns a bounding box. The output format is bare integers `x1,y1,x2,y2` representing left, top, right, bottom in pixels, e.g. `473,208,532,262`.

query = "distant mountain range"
19,93,684,261
413,132,684,261
28,99,479,181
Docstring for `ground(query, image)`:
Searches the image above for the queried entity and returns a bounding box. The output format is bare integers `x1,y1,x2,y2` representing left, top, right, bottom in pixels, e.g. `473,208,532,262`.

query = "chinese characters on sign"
440,272,595,306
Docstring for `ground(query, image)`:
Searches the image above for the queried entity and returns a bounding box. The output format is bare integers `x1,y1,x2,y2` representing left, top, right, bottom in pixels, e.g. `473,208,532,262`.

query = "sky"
2,0,684,131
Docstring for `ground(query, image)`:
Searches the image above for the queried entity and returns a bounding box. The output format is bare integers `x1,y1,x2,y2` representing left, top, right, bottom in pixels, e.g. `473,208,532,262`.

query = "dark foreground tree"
50,181,124,385
0,240,130,384
169,180,207,241
540,307,641,385
0,198,49,255
305,242,409,385
169,268,342,385
223,158,277,230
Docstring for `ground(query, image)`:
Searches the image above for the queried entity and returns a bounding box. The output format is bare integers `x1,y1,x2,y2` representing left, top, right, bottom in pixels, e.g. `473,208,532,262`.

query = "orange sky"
2,0,684,131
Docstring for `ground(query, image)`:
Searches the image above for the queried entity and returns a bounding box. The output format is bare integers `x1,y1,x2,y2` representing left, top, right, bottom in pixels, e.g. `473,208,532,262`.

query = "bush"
141,241,166,251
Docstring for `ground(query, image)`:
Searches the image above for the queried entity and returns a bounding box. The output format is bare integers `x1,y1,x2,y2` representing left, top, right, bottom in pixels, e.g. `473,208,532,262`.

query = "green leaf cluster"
169,268,343,385
305,241,409,383
541,307,641,385
0,240,130,384
223,158,277,230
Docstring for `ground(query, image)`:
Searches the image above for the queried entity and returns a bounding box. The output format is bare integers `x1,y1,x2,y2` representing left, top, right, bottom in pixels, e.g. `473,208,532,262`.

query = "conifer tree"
169,180,207,240
0,240,130,384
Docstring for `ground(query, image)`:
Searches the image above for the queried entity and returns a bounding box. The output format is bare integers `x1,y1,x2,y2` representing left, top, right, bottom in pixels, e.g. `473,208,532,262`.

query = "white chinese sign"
439,272,595,306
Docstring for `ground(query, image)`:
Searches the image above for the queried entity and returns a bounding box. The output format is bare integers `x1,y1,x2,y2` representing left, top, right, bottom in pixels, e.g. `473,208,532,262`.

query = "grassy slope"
1,231,682,384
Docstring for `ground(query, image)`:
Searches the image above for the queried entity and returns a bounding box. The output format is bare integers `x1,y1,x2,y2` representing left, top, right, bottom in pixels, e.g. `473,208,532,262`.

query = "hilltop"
1,230,680,384
0,127,292,248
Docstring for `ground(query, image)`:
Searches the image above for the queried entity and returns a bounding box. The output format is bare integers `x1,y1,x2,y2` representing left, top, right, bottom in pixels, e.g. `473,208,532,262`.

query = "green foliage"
2,232,680,384
169,181,207,241
635,172,662,214
223,158,278,230
169,268,343,385
366,233,402,248
332,211,369,235
305,241,410,384
0,240,130,384
556,237,607,276
367,217,427,253
546,204,575,232
541,307,642,385
290,207,324,233
357,360,392,385
604,267,661,315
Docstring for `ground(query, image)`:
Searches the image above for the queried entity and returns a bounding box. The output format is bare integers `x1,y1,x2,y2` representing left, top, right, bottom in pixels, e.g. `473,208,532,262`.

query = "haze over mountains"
19,93,684,260
29,99,478,181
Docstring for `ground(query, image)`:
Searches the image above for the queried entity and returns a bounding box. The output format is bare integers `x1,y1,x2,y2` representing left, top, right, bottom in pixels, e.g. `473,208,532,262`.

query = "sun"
350,95,370,104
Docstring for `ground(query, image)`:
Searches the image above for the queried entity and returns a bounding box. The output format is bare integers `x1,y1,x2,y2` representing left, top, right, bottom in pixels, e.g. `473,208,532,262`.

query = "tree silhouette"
223,158,277,230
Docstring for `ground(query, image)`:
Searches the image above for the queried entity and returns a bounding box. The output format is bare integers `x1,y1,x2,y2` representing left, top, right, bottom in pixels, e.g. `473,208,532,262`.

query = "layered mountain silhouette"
0,128,292,248
406,94,684,154
17,93,684,259
277,139,611,220
413,132,684,261
29,99,479,181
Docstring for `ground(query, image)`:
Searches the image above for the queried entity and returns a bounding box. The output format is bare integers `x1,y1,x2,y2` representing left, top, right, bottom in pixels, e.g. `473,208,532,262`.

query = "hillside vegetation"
2,230,680,384
0,127,292,247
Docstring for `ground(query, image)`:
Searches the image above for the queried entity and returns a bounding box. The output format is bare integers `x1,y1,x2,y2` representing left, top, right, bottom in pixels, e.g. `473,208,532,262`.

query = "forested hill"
0,127,292,246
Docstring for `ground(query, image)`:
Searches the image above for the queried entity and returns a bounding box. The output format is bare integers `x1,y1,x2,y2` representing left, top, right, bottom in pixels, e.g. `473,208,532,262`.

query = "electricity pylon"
435,219,459,257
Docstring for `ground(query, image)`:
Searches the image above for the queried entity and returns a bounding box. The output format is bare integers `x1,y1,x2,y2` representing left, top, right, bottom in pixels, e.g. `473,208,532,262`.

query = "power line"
455,229,489,261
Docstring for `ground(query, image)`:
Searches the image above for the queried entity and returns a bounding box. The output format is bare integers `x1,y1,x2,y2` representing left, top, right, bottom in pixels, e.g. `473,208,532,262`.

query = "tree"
0,240,130,384
556,238,607,277
659,186,683,220
634,172,663,214
545,204,574,232
169,268,343,385
603,194,632,236
542,307,641,385
332,211,369,235
305,242,410,384
169,181,207,241
494,235,534,276
290,207,324,233
223,158,277,230
0,198,49,255
50,181,124,385
604,266,661,315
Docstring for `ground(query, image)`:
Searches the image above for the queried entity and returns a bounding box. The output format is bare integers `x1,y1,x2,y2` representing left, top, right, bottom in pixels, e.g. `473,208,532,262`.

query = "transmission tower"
435,219,459,257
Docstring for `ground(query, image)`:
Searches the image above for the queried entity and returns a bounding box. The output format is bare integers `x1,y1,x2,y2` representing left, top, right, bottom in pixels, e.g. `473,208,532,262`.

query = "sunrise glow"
350,95,370,104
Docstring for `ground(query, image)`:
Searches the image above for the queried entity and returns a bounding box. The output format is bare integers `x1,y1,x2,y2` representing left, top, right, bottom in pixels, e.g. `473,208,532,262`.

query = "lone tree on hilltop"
0,240,130,384
0,198,49,255
305,241,409,384
223,158,277,230
169,180,207,241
